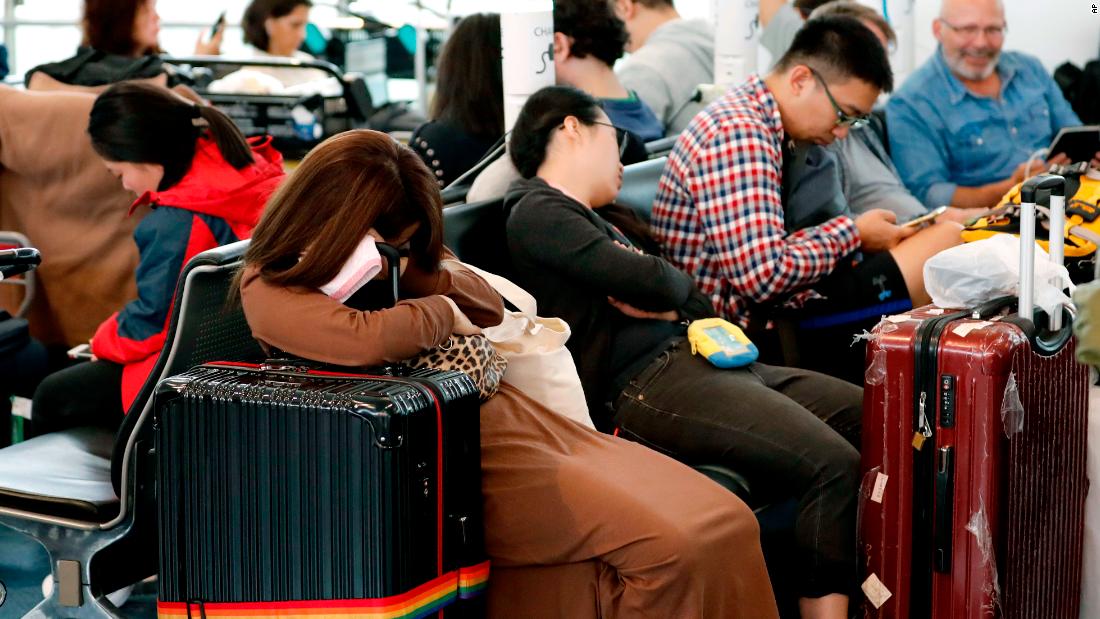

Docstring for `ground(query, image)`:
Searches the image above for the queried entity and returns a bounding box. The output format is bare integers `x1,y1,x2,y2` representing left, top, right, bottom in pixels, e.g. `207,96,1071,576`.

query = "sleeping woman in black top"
502,85,863,619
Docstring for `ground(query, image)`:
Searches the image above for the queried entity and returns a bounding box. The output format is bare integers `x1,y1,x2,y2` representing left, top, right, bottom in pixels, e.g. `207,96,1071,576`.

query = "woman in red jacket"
30,82,285,434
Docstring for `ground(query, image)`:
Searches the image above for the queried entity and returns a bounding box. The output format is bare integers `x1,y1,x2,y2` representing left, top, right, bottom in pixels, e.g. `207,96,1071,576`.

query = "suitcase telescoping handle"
376,242,401,308
1018,174,1066,330
0,247,41,280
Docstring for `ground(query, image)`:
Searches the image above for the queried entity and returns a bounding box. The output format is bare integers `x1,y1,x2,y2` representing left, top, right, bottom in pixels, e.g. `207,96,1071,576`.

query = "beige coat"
0,86,142,346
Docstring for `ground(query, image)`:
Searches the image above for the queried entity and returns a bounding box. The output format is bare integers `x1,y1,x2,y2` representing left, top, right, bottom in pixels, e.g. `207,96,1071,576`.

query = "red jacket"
91,136,284,411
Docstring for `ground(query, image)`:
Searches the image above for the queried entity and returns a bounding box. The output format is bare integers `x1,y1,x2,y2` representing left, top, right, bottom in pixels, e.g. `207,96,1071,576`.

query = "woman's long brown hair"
82,0,159,56
241,129,444,290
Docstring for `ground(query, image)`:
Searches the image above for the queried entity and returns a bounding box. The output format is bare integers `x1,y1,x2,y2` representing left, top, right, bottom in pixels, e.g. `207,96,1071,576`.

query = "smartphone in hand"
209,11,227,41
67,343,94,361
903,205,949,228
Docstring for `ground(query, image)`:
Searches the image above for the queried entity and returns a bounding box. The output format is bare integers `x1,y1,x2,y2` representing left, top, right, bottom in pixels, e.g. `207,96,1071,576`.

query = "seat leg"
23,580,124,619
0,517,133,618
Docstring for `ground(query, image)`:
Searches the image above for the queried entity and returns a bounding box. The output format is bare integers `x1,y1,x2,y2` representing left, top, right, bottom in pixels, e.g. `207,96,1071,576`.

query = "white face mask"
319,235,383,303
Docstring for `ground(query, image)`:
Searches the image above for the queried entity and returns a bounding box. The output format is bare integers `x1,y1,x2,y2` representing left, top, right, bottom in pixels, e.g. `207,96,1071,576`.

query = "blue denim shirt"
887,48,1080,208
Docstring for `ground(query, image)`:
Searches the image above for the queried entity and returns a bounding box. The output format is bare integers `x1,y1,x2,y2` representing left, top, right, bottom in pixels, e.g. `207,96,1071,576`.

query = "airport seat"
615,157,667,222
644,136,677,159
0,241,263,618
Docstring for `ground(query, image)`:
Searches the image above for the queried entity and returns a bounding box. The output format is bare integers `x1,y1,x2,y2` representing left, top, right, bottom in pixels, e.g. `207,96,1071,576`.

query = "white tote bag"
449,261,595,429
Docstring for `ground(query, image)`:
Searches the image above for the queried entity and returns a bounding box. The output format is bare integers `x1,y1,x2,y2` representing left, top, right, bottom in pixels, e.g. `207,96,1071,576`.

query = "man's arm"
950,177,1019,209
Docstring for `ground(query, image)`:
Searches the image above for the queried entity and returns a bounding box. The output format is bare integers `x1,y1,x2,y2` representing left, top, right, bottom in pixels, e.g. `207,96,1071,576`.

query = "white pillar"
711,0,760,90
415,21,428,115
500,0,555,132
886,0,917,81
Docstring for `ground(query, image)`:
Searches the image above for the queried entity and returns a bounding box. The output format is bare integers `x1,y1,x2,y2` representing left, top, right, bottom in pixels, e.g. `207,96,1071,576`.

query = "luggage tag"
687,318,759,368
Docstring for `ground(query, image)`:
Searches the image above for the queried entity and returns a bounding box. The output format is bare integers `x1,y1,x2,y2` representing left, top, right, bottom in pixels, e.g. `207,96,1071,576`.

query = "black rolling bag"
155,361,487,618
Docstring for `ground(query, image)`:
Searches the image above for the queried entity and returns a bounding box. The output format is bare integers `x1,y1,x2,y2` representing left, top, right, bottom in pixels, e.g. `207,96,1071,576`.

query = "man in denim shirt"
887,0,1087,210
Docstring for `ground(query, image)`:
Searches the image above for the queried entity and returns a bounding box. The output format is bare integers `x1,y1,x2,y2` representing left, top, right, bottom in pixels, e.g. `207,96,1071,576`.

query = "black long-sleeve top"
504,176,715,428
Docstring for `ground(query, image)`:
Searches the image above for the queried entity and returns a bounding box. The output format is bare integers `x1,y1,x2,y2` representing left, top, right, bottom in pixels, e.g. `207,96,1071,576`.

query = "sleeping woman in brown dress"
237,128,780,618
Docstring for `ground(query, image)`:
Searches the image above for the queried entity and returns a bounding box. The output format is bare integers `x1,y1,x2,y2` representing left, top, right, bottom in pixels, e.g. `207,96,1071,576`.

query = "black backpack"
1054,60,1100,124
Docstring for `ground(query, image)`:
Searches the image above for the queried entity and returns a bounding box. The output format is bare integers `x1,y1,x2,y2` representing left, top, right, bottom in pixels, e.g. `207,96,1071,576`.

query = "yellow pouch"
687,318,759,369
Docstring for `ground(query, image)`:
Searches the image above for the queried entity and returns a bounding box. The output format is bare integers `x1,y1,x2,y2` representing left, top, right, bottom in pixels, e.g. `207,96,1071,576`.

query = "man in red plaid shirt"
654,15,961,381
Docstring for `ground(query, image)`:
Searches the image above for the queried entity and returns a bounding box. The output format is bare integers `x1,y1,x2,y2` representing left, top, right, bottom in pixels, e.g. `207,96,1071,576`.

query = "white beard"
945,49,1000,81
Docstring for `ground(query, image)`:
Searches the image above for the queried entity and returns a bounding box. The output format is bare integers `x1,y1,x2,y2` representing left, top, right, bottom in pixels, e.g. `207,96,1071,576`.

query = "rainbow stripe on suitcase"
158,563,491,618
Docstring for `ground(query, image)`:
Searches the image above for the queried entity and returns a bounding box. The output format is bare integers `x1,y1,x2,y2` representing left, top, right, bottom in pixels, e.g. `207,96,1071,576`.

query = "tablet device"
1048,125,1100,164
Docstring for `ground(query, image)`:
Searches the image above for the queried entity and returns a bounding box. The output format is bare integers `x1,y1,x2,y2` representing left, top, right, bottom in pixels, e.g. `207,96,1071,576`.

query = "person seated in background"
237,128,781,618
553,0,663,143
30,83,284,435
25,0,218,92
888,0,1097,210
760,0,833,60
409,13,504,189
504,85,864,619
653,16,962,384
776,0,974,224
465,0,656,203
235,0,328,88
612,0,714,136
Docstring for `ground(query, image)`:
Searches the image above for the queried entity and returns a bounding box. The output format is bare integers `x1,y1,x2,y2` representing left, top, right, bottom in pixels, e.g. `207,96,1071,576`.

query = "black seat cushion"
0,427,118,522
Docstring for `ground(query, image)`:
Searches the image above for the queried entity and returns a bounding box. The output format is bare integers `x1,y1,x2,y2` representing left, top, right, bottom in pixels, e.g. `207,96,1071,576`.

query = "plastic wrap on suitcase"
155,361,487,618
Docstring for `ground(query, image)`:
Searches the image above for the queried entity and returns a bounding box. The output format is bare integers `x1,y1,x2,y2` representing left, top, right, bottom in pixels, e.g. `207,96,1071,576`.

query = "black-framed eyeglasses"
808,67,872,129
938,19,1006,40
590,120,630,158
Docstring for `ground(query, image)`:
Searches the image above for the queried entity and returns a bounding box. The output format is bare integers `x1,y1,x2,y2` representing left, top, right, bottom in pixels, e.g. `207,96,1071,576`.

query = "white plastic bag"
923,235,1072,315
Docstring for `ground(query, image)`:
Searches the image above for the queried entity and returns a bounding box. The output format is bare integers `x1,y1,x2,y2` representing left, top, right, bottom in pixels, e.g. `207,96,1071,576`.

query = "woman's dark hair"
88,82,255,191
242,130,444,290
430,13,504,140
553,0,629,68
243,0,312,52
509,86,603,179
82,0,157,56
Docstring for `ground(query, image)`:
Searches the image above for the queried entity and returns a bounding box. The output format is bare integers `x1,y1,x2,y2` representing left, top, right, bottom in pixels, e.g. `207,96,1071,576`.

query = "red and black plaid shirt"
653,75,860,328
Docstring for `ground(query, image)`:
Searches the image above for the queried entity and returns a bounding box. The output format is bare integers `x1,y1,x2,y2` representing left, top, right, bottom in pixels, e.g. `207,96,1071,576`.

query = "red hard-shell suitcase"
859,175,1089,618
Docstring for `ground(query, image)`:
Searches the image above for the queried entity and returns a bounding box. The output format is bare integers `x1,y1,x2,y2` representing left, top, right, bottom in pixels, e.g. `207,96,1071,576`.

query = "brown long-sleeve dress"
239,257,779,618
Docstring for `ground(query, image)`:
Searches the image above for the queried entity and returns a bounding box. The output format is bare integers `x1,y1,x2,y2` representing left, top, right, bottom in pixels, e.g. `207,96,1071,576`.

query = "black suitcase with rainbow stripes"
154,361,488,618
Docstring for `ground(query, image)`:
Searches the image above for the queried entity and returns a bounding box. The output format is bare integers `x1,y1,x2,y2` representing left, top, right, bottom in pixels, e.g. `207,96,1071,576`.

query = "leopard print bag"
406,334,508,401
